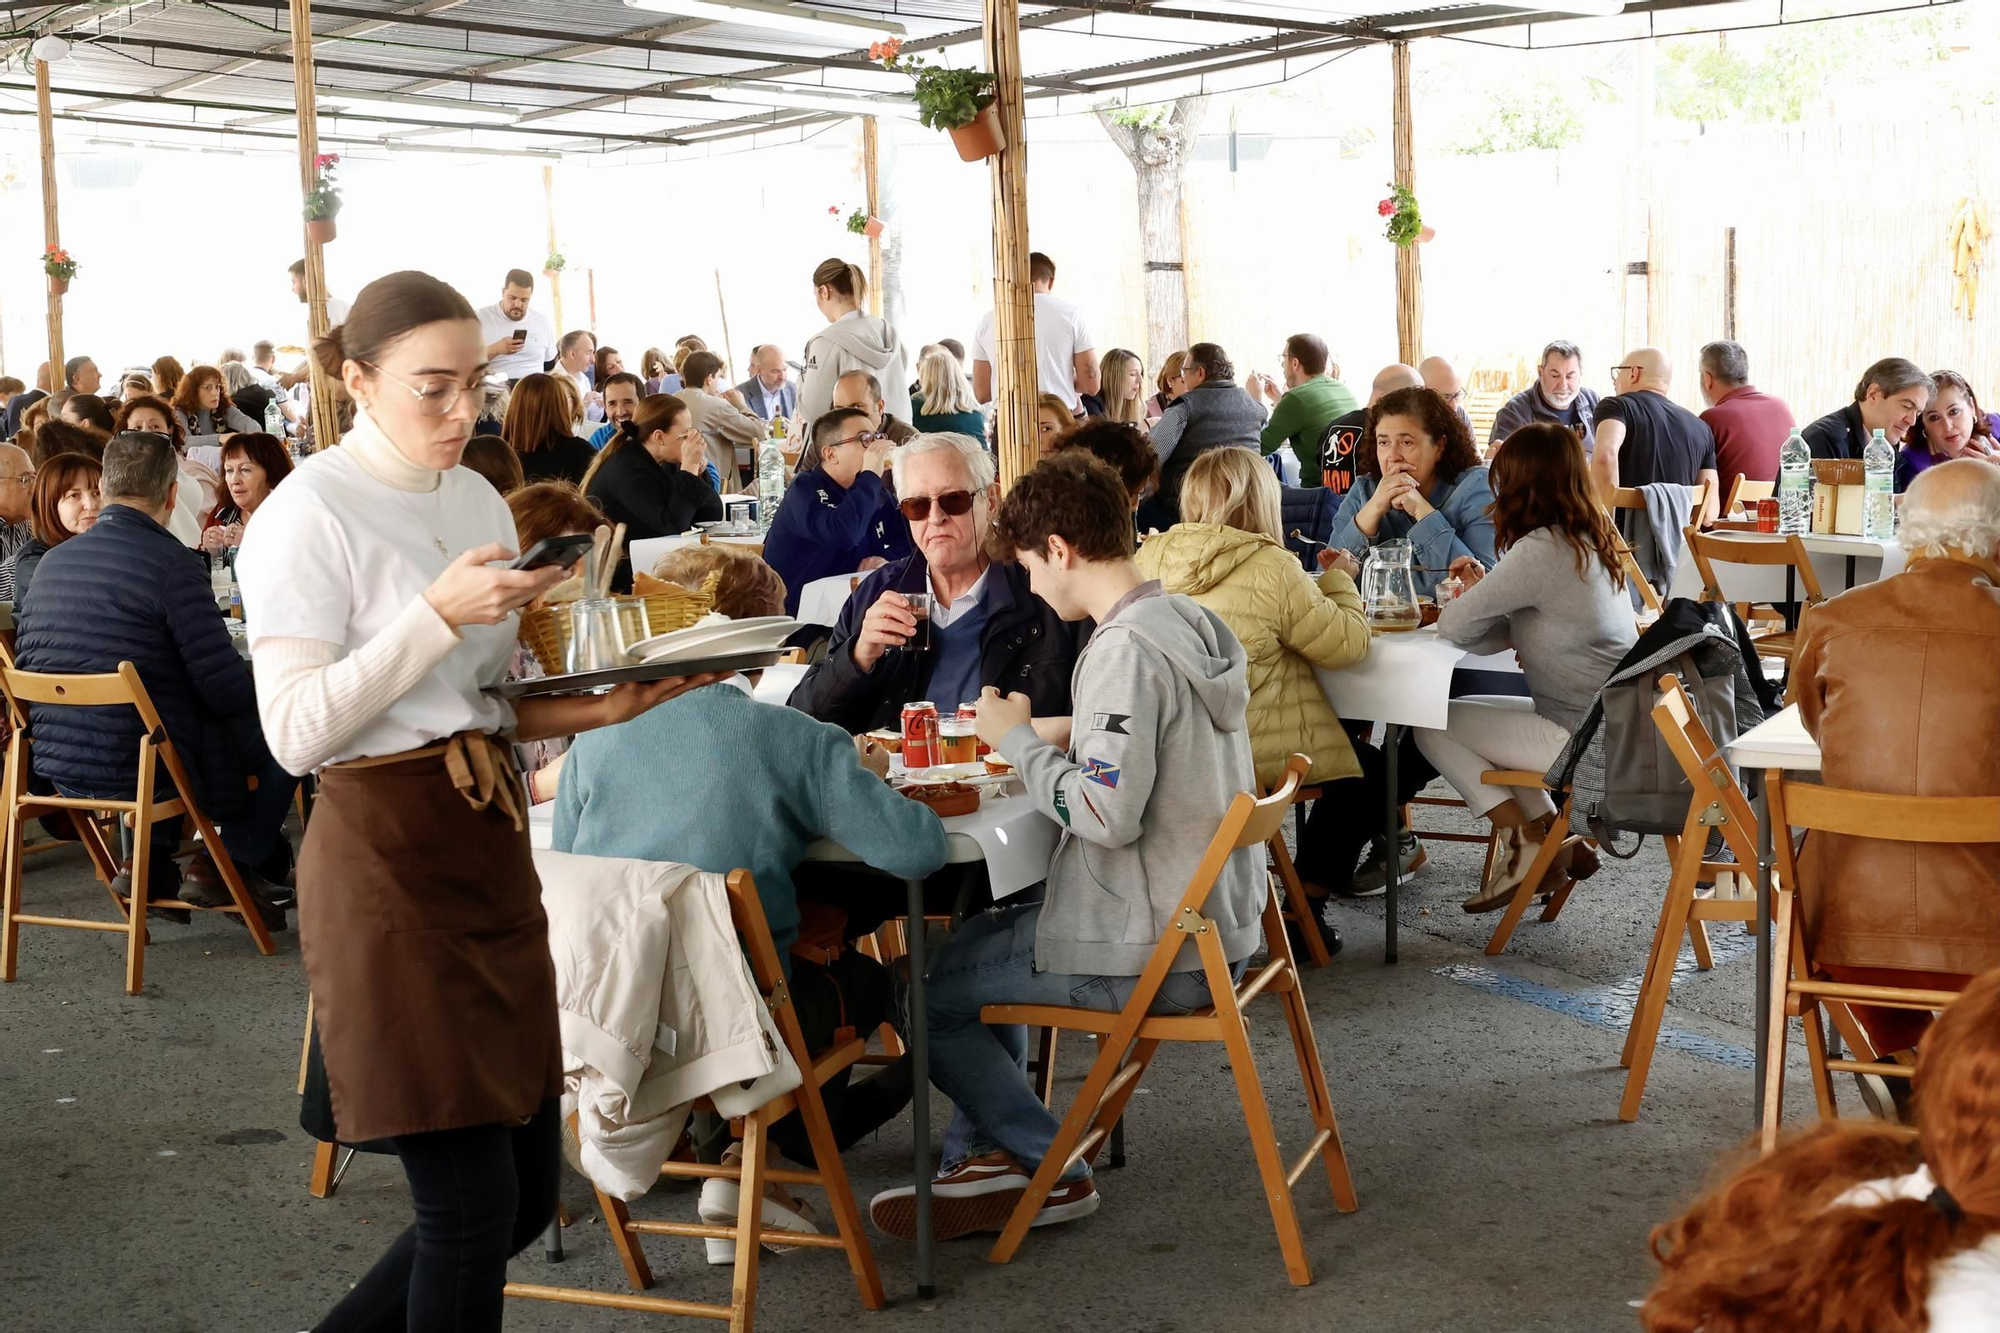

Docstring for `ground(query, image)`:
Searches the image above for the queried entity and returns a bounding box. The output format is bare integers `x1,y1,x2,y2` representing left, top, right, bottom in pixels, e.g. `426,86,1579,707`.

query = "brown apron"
299,731,560,1143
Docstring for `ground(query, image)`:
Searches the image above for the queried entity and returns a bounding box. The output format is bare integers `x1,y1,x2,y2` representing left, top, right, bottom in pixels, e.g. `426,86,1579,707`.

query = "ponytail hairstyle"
314,269,478,417
580,393,690,493
1642,967,2000,1333
811,257,867,307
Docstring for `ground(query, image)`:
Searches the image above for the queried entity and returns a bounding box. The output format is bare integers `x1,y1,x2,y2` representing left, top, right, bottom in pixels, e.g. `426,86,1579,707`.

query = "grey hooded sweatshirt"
800,312,913,429
1000,582,1265,976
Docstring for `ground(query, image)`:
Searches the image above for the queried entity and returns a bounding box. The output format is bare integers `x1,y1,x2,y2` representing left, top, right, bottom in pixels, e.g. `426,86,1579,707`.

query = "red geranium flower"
1377,198,1395,216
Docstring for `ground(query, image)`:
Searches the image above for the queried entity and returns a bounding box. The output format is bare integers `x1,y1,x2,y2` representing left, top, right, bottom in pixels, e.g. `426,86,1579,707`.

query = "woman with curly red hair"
171,363,258,467
1643,966,2000,1333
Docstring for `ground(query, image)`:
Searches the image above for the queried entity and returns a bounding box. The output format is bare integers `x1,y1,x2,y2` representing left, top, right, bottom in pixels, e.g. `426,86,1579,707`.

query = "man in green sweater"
1247,333,1358,487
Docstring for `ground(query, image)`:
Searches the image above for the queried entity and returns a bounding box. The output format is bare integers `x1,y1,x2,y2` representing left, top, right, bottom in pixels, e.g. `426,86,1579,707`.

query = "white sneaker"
698,1173,820,1266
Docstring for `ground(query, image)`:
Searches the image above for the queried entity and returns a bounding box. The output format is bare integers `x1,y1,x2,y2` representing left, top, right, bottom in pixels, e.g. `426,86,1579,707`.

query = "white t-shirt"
1833,1168,2000,1331
970,291,1094,411
327,295,352,327
236,446,520,763
476,303,557,380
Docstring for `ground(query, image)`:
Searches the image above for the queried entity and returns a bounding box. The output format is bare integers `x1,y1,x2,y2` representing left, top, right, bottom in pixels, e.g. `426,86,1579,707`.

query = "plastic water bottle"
1862,428,1896,540
756,434,785,537
209,547,233,611
1776,429,1810,536
263,399,285,439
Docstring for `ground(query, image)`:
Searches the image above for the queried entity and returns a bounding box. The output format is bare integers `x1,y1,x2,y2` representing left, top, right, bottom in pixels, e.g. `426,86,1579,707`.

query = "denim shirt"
1329,465,1498,597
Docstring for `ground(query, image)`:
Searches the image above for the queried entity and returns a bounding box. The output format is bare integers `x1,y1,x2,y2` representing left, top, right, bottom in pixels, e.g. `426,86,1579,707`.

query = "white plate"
890,760,992,783
629,616,797,664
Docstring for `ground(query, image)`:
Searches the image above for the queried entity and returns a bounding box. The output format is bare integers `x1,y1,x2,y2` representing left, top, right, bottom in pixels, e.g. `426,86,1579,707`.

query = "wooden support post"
1722,226,1737,341
1390,40,1422,367
984,0,1038,492
863,117,883,319
35,56,63,382
289,0,340,453
542,165,564,331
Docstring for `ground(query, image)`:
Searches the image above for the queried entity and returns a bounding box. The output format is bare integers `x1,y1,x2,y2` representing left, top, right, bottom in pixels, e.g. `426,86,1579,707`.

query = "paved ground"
0,795,1836,1333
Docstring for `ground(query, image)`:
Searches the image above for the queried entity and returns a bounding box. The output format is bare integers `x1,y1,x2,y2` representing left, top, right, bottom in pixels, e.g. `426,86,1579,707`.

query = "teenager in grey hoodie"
869,452,1265,1245
799,257,912,427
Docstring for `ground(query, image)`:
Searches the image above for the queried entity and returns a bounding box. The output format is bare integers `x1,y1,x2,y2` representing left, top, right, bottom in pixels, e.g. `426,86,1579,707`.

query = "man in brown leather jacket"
1790,458,2000,1058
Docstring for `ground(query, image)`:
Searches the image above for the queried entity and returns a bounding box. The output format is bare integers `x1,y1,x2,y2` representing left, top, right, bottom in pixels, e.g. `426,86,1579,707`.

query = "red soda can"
901,701,940,769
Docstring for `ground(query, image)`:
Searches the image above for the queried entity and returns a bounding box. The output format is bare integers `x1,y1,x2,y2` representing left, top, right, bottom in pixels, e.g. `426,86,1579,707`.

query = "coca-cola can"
901,701,940,769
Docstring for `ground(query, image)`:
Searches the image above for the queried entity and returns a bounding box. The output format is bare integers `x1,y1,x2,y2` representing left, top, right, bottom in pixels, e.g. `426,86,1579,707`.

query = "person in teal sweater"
554,678,950,1166
1247,334,1358,487
553,680,948,968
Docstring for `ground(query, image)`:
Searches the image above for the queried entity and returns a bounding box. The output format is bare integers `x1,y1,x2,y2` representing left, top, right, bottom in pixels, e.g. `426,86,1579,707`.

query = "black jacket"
518,434,597,487
15,505,267,815
790,554,1086,734
9,536,51,611
1280,485,1339,572
584,441,722,541
1802,403,1868,462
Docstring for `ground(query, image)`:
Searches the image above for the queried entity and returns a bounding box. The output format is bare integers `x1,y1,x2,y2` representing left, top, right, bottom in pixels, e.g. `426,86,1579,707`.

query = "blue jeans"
899,901,1230,1182
59,753,299,894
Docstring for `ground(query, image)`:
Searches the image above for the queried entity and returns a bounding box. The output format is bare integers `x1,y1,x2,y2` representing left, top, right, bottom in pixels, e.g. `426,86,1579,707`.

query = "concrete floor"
0,797,1835,1333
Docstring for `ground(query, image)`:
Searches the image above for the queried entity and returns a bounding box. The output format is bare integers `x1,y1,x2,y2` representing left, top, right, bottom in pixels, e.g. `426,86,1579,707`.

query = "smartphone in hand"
508,533,595,571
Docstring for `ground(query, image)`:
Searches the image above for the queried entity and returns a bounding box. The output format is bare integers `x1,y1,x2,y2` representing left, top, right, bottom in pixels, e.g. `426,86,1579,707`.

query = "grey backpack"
1591,647,1742,840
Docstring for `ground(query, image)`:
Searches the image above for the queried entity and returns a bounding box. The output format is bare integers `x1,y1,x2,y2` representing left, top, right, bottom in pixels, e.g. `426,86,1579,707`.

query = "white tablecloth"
1314,627,1521,731
1726,703,1821,773
526,770,1058,899
629,532,764,580
1665,532,1906,604
797,572,863,628
805,788,1058,900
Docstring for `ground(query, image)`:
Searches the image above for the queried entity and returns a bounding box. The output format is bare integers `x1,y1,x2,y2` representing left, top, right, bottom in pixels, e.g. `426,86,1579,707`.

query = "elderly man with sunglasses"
764,407,912,617
792,431,1085,733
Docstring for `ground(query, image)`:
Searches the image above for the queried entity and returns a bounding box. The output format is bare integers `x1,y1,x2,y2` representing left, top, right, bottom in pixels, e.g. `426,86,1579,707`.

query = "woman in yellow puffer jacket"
1136,447,1369,955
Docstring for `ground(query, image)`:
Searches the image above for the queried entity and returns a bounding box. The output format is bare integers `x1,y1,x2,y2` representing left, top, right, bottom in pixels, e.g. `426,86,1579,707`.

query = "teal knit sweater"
552,683,950,963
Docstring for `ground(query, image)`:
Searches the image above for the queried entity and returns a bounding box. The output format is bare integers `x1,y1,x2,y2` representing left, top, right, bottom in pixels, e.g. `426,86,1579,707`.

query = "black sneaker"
115,870,191,925
1285,900,1344,960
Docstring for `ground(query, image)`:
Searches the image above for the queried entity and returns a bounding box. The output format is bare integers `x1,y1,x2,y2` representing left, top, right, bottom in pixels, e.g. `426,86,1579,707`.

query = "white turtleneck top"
236,409,522,773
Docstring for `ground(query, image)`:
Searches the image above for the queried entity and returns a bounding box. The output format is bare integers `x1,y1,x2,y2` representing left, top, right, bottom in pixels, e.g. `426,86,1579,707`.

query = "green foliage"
544,251,566,273
1108,103,1169,130
1380,183,1422,247
1452,79,1584,155
881,47,995,132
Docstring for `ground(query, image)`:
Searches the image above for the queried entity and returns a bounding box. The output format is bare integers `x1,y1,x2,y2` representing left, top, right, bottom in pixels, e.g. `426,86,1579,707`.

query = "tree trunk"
1097,97,1207,367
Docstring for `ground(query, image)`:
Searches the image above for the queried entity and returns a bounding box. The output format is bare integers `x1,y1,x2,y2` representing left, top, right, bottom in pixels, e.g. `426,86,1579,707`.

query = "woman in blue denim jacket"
1329,386,1496,596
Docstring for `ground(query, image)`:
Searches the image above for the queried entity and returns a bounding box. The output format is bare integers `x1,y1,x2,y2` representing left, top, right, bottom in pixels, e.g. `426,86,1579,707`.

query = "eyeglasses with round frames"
362,361,486,418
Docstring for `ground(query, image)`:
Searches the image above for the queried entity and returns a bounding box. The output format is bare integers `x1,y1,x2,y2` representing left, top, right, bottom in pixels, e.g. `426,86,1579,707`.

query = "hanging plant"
304,152,341,243
544,251,567,274
43,243,76,295
1378,182,1423,247
832,205,884,238
874,38,1005,162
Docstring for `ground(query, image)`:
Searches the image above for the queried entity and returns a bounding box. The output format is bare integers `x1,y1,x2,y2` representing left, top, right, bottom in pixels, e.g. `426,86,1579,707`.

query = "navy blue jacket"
1280,485,1339,572
763,467,911,617
789,554,1084,734
15,505,266,815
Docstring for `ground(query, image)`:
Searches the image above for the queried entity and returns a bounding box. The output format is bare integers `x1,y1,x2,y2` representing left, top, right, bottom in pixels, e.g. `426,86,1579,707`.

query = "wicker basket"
519,572,720,675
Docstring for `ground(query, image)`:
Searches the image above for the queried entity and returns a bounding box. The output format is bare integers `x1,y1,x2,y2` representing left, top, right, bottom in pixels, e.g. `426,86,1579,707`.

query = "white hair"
1898,459,2000,560
889,431,995,495
916,347,977,416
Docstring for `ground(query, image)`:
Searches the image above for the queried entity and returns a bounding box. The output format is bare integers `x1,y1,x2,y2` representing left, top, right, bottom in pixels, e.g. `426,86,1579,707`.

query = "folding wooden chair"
1608,479,1712,528
978,755,1357,1286
1683,528,1825,664
1476,772,1588,956
507,869,883,1332
0,659,276,993
1266,780,1333,969
1758,775,1996,1152
1617,675,1761,1121
1723,475,1774,518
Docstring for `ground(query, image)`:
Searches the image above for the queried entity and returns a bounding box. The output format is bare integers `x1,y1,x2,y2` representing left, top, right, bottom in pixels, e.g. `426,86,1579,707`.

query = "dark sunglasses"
898,489,975,522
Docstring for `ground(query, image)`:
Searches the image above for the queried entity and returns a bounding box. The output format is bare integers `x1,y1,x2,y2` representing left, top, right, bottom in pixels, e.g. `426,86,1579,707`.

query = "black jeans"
314,1098,560,1333
1293,732,1435,895
770,950,902,1166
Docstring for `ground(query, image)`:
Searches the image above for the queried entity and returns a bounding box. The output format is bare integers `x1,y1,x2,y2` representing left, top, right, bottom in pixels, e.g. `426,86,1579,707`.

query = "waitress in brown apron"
237,270,714,1331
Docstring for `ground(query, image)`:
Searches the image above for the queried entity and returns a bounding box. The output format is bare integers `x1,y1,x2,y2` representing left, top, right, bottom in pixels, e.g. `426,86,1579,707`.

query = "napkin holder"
1810,458,1864,536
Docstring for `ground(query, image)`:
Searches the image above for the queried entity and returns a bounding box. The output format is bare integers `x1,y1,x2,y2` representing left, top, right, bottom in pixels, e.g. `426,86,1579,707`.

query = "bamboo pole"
1390,40,1422,367
542,164,564,331
35,55,63,383
863,117,883,319
984,0,1038,492
289,0,340,452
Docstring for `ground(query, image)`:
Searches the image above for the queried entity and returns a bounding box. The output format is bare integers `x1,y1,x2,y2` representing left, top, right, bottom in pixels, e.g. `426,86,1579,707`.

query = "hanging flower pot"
863,216,887,238
948,102,1006,162
41,244,76,294
1418,225,1436,244
306,217,337,245
304,153,341,246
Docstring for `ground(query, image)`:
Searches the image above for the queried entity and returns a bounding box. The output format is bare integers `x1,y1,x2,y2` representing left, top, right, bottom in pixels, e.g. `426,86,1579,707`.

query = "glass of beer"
938,716,979,765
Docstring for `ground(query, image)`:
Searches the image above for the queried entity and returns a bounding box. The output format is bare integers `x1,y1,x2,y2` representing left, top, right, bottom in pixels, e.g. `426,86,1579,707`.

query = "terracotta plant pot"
863,216,886,238
947,102,1006,162
306,217,337,245
47,275,68,296
1418,225,1436,244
